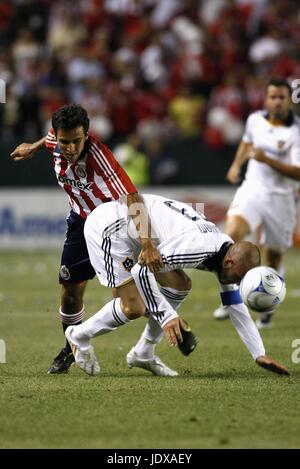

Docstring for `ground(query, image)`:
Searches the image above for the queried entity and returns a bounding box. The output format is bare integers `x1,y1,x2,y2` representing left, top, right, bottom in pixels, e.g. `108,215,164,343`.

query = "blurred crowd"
1,0,300,184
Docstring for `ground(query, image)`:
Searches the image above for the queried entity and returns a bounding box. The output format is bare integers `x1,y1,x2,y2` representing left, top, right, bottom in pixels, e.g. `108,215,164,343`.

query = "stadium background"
1,0,300,248
1,0,300,450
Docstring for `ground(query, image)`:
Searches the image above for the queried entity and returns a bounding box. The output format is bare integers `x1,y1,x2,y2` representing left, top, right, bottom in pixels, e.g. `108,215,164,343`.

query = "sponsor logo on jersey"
122,257,134,272
60,265,70,280
57,175,92,191
277,140,285,149
75,165,87,179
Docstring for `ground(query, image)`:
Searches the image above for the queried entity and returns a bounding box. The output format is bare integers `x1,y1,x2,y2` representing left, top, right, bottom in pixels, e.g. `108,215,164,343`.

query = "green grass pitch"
0,249,300,449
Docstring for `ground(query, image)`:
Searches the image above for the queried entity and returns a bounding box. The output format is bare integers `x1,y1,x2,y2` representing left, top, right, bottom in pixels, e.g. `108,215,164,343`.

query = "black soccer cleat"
47,348,75,374
178,320,197,356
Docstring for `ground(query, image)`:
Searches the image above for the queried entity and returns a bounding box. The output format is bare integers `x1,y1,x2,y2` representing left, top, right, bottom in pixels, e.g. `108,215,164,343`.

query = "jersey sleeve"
218,279,265,360
97,140,137,195
241,114,254,144
45,128,57,154
114,159,137,195
228,303,266,359
131,263,179,328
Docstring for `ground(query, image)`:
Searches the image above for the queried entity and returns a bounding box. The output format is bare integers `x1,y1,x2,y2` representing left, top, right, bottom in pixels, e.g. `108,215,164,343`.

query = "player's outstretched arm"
256,355,290,375
10,136,47,161
226,141,251,184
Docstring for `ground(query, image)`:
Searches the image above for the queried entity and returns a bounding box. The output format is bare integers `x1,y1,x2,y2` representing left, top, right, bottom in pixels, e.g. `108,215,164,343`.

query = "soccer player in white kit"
213,77,300,328
65,194,289,377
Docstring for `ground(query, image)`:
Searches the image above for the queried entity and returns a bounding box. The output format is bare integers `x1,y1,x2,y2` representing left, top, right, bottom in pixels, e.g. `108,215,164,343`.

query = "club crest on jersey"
122,257,134,272
75,165,87,179
60,265,70,280
277,140,285,149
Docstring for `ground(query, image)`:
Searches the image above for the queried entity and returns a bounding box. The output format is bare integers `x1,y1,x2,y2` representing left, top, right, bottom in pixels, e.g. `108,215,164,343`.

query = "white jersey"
242,110,300,194
132,194,232,270
85,194,232,287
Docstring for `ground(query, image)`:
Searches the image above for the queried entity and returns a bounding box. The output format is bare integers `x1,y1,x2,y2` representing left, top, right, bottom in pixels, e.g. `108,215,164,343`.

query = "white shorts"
84,204,140,288
227,181,297,250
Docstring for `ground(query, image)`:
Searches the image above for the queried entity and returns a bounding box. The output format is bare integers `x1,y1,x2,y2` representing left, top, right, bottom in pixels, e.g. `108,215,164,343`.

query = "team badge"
60,265,70,280
277,140,285,150
122,257,134,272
75,165,87,179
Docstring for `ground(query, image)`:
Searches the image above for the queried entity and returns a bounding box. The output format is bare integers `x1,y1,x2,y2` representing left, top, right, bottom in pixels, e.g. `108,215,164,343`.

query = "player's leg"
66,280,179,376
224,214,250,242
60,280,87,344
256,192,296,329
130,270,192,360
254,247,283,329
48,211,96,374
65,280,144,376
265,247,283,271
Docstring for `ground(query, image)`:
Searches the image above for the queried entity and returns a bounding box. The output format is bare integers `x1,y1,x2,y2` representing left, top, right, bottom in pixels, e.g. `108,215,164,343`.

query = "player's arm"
218,281,289,375
10,136,47,161
247,147,300,181
130,263,182,346
226,141,252,184
126,192,163,273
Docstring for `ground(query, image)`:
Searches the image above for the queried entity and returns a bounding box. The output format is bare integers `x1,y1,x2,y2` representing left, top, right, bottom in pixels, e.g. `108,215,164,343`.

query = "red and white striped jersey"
45,128,137,219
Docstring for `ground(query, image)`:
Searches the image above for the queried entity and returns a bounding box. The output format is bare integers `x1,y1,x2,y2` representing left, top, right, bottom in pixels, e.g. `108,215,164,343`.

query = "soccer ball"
239,266,286,313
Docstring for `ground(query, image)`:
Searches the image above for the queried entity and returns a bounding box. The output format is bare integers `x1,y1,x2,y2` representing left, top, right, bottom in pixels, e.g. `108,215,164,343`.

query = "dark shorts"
59,211,96,284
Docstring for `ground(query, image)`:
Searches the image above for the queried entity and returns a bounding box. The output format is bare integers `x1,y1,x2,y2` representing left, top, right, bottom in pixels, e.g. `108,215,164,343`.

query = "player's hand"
138,240,163,273
226,164,241,184
163,317,183,347
256,355,290,375
10,143,35,161
247,146,266,163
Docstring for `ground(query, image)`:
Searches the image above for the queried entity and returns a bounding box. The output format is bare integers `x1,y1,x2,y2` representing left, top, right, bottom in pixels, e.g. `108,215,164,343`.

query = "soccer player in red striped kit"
11,103,175,374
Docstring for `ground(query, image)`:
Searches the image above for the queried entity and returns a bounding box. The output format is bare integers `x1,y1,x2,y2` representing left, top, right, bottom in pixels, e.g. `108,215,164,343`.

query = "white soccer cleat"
126,347,179,377
213,305,230,320
65,326,100,376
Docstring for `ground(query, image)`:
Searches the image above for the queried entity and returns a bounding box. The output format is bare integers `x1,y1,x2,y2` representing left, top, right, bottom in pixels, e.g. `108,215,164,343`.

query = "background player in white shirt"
213,77,300,328
65,194,289,377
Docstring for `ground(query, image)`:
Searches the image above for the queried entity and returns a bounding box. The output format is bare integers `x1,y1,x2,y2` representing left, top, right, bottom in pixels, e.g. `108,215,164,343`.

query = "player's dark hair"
267,77,292,96
52,104,90,134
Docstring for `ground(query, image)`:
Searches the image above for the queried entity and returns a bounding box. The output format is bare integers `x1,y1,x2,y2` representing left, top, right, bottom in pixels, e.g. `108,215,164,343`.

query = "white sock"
71,298,130,347
134,287,190,359
134,316,162,358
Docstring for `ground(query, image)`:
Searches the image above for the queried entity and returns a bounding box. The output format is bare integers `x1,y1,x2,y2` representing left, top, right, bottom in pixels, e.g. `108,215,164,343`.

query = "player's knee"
225,216,249,241
121,296,146,320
